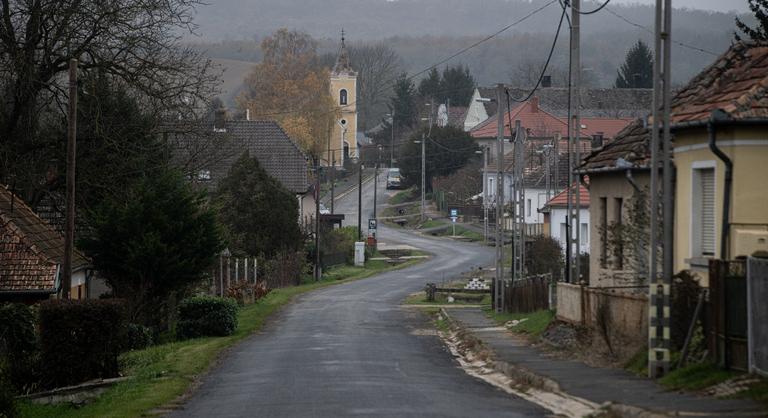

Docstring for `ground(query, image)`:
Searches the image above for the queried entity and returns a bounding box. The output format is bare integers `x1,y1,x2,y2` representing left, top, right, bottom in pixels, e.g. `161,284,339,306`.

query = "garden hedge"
0,303,38,392
38,299,127,388
176,296,238,339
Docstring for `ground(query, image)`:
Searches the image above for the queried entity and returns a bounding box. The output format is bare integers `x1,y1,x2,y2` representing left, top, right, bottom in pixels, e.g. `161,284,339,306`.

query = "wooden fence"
503,273,553,313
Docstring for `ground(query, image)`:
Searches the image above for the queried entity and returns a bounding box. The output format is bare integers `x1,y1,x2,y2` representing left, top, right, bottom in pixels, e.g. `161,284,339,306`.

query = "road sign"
368,218,377,231
451,217,457,223
450,209,458,217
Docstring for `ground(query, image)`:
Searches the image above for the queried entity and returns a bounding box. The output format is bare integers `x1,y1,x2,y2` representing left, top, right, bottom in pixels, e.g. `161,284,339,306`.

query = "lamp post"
357,160,364,241
476,148,487,243
414,136,425,223
386,111,395,167
374,145,382,222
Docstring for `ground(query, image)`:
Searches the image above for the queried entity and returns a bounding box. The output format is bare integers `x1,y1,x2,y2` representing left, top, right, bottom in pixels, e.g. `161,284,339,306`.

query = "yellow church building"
329,32,358,166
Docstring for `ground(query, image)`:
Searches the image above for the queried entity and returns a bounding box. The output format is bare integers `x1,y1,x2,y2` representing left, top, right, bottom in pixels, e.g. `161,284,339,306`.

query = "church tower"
329,30,358,166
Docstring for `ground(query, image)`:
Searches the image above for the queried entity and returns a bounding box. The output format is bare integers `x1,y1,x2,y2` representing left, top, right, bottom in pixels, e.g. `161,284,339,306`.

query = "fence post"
244,257,249,284
226,256,231,294
254,258,258,284
219,255,224,297
235,258,239,283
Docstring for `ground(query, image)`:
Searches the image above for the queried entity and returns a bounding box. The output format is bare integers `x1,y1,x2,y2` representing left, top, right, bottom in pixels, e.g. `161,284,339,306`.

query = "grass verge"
19,257,427,418
657,362,768,406
484,307,555,338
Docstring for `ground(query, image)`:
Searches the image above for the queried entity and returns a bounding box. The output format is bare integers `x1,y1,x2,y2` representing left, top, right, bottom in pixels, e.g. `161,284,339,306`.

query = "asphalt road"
168,172,546,417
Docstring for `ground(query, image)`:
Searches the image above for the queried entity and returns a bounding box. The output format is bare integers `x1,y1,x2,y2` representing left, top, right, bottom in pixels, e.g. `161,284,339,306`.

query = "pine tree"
439,65,476,106
418,68,441,100
614,40,653,89
391,73,418,128
735,0,768,41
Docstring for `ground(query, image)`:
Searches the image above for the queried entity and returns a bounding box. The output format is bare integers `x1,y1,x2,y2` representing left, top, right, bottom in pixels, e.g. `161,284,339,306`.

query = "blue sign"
450,209,458,217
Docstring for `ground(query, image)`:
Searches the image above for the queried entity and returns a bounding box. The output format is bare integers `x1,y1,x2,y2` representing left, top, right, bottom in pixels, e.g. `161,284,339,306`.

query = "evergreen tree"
398,125,479,191
215,152,303,258
614,40,653,89
391,73,418,128
438,65,475,106
418,68,441,100
80,170,223,326
735,0,768,41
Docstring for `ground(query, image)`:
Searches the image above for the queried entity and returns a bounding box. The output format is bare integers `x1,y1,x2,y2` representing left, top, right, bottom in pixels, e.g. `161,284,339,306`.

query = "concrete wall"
673,125,768,284
587,170,650,288
556,282,648,347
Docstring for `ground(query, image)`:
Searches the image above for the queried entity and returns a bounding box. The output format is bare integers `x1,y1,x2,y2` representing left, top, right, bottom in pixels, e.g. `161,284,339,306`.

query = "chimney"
541,75,552,88
213,108,227,132
591,132,604,149
530,96,539,113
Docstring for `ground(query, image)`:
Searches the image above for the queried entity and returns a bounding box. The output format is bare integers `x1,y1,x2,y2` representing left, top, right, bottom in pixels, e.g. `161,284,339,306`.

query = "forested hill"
190,0,751,88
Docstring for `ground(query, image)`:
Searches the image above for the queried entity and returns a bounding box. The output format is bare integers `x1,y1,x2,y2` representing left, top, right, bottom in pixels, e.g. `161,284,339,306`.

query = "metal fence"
747,257,768,377
503,273,553,313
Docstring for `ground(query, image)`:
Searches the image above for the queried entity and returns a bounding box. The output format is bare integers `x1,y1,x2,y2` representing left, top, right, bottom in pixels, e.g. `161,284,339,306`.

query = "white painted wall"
549,206,590,255
464,89,491,131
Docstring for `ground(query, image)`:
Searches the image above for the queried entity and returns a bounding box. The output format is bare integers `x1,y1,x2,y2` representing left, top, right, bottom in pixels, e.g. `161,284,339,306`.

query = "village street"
168,172,547,417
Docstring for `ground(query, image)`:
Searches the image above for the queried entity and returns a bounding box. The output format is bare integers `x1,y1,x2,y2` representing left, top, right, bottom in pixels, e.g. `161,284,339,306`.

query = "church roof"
332,31,355,76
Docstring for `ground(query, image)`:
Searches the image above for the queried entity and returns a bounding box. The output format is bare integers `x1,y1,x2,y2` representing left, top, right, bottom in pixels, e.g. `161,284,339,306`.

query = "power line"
570,0,611,15
508,1,568,103
603,7,718,56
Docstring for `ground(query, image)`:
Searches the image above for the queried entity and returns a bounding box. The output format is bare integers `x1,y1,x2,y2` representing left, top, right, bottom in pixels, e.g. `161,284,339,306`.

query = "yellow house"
671,41,768,282
329,32,358,166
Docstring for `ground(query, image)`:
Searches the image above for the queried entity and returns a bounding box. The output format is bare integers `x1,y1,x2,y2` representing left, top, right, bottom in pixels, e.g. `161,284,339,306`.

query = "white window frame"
690,160,717,259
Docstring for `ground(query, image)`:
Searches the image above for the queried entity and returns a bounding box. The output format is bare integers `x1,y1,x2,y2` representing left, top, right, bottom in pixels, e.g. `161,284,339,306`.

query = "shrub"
123,323,153,351
0,360,18,418
38,299,127,388
0,303,38,392
176,296,238,340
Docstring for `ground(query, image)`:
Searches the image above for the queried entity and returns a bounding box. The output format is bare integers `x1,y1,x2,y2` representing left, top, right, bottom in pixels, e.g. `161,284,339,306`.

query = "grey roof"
505,87,652,118
169,120,310,194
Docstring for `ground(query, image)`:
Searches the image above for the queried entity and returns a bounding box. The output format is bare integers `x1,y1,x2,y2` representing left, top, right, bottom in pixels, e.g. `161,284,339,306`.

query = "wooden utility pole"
495,83,505,313
61,59,78,299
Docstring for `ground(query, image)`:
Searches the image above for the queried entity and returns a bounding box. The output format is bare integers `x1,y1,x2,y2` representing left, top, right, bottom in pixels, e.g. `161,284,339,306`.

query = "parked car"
386,168,403,190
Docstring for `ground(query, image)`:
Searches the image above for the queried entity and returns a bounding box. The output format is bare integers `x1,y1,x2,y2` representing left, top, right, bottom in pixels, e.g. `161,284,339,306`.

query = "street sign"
450,209,458,217
451,217,457,223
368,218,377,231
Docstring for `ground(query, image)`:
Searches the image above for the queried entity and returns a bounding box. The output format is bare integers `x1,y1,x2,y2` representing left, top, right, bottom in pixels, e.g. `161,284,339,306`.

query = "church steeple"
333,29,354,75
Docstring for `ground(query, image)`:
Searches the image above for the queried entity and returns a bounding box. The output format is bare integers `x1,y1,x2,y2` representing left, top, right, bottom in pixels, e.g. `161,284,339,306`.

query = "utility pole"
494,83,505,313
483,146,489,244
330,150,336,214
315,157,321,281
567,0,582,284
512,120,526,285
648,0,673,379
374,145,381,223
358,162,364,241
420,133,426,223
61,58,78,299
390,109,395,167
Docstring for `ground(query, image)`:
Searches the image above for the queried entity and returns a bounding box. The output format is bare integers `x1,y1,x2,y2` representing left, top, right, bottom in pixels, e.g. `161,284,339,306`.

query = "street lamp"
414,137,425,223
385,111,395,167
476,148,488,243
356,159,365,241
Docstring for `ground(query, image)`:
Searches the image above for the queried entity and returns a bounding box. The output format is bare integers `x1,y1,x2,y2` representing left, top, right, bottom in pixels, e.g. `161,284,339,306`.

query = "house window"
581,222,589,246
340,89,348,105
614,197,624,269
526,199,531,217
692,166,716,257
600,197,608,268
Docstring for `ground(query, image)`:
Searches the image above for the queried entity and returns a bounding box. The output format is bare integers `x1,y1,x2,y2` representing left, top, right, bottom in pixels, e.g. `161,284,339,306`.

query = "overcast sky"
608,0,747,13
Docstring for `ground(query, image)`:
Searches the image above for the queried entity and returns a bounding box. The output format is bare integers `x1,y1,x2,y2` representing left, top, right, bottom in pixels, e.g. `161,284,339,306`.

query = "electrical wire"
603,7,718,56
507,1,568,103
570,0,611,15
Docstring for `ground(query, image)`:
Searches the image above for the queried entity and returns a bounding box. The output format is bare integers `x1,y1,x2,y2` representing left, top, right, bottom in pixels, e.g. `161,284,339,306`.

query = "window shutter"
700,168,715,256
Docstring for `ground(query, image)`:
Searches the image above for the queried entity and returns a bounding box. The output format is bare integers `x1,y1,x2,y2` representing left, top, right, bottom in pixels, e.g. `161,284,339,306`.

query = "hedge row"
177,296,238,340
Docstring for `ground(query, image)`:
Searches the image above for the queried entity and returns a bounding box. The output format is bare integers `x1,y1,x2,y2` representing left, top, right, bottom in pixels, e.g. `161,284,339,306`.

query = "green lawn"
20,257,426,418
484,307,555,338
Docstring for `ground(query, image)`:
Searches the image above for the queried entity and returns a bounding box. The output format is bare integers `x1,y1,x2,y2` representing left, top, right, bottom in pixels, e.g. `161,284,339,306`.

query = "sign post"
450,209,458,237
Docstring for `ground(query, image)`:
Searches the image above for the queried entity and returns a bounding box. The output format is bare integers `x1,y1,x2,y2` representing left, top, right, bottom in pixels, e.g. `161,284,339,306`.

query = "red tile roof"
579,119,651,172
0,185,88,293
470,97,633,139
670,41,768,124
544,183,589,208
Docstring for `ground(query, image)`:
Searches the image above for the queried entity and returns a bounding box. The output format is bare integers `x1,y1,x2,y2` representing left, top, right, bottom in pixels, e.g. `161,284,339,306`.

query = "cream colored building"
329,33,358,166
669,42,768,283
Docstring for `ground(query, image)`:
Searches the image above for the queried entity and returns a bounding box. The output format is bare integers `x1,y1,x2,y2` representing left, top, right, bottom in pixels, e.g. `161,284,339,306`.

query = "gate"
708,259,748,370
504,273,553,313
747,257,768,376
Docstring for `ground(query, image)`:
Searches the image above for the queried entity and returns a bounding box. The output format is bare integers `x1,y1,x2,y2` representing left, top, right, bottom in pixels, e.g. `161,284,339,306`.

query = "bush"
0,303,38,392
176,296,238,340
0,360,18,418
123,323,153,351
38,299,127,388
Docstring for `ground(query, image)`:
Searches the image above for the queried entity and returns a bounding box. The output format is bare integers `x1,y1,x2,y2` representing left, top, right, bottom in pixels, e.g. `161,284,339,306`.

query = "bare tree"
348,43,402,130
0,0,219,195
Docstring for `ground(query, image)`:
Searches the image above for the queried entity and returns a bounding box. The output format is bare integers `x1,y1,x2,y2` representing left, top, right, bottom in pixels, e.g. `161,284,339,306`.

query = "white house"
541,184,590,255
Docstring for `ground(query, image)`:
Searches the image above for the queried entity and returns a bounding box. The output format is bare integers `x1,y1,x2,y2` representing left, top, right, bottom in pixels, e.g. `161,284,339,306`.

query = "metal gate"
747,256,768,377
